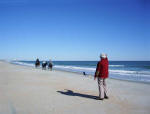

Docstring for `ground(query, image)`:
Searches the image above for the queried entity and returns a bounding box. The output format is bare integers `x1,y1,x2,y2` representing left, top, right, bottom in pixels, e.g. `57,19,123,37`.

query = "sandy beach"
0,61,150,114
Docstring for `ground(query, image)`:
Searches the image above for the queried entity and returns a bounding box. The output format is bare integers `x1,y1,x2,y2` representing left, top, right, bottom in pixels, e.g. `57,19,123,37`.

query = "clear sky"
0,0,150,61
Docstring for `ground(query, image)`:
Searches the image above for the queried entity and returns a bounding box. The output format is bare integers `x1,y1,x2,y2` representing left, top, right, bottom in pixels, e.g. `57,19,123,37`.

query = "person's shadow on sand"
57,89,98,100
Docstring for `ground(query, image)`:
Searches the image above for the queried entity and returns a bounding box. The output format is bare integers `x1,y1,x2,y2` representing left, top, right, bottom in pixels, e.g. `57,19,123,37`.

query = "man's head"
100,53,107,59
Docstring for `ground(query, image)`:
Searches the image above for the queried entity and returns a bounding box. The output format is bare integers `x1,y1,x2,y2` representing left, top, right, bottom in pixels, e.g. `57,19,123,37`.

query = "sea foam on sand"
0,61,150,114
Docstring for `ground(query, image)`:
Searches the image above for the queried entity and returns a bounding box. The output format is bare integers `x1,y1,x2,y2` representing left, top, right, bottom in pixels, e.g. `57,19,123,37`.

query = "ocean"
11,61,150,83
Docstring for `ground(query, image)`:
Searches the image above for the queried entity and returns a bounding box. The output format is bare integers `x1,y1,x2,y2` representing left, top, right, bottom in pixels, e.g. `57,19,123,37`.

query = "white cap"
100,53,107,58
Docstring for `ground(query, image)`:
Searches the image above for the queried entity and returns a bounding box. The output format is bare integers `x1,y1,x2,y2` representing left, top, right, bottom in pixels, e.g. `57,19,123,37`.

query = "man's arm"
94,62,100,80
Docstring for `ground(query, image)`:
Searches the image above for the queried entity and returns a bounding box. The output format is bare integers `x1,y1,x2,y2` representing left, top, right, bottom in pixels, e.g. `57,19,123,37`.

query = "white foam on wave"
12,61,34,67
109,65,124,67
11,61,150,83
109,70,150,77
54,65,150,76
109,69,136,75
12,61,150,77
54,65,96,72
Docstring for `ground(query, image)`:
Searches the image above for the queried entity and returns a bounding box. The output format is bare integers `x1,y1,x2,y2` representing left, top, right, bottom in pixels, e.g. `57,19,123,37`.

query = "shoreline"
10,61,150,85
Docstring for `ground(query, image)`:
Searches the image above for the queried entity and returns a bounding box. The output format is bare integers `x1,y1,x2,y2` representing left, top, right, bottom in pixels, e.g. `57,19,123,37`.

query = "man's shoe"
96,98,104,100
104,96,109,99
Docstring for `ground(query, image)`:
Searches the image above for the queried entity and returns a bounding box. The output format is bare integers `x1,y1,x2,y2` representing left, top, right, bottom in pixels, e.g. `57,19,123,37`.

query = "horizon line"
1,59,150,62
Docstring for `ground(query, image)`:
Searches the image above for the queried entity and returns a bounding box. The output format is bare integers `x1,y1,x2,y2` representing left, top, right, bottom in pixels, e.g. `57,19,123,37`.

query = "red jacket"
95,58,109,79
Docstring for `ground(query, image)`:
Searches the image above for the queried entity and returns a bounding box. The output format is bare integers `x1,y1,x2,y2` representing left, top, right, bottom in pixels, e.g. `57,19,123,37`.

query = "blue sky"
0,0,150,61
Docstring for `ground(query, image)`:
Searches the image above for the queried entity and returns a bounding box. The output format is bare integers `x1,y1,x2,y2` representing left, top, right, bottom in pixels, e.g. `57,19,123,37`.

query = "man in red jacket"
94,53,109,100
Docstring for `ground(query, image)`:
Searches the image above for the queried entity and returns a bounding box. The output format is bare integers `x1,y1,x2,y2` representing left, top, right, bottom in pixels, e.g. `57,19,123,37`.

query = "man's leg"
98,78,104,99
103,79,108,99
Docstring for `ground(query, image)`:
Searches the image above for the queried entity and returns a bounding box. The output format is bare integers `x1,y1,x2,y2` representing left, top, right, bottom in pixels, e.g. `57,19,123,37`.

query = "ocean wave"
12,61,150,76
109,65,124,67
109,70,150,77
54,65,96,71
109,74,150,83
109,69,136,74
54,65,150,77
11,61,150,83
12,61,34,67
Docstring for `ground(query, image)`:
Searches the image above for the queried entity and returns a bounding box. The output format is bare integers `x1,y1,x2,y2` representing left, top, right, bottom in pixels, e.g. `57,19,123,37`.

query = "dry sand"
0,61,150,114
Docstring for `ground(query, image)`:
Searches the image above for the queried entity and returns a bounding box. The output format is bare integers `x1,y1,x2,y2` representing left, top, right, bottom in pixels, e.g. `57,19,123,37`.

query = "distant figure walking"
35,58,40,68
94,53,109,100
48,60,53,71
42,61,47,70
